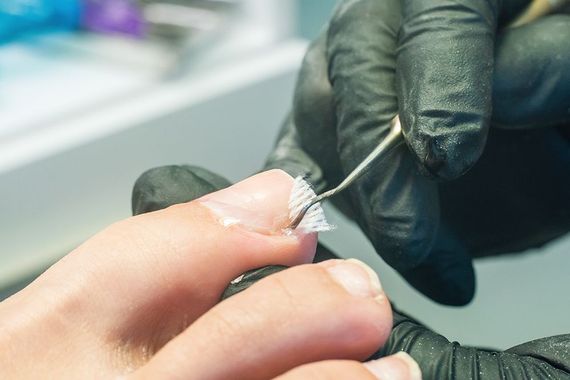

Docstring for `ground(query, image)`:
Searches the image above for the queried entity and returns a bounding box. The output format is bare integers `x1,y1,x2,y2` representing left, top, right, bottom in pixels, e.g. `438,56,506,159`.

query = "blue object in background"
0,0,81,43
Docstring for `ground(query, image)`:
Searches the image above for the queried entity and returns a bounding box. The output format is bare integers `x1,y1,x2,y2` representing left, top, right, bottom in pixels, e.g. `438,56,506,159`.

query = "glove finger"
401,223,475,306
493,15,570,128
327,0,440,272
397,0,501,179
131,165,231,215
377,310,570,379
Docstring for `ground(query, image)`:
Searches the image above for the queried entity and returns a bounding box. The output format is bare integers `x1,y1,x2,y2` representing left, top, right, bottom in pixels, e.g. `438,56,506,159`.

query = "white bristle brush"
287,176,335,234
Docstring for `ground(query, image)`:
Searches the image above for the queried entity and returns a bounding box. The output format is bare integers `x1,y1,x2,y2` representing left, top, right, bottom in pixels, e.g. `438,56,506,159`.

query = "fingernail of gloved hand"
198,170,294,235
324,259,383,299
365,352,422,380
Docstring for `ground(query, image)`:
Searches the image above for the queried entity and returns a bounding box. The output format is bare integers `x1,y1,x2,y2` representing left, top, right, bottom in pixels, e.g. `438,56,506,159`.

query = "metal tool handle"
287,116,403,230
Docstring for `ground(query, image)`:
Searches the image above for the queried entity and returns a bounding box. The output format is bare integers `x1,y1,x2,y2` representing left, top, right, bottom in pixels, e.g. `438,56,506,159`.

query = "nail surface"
325,259,383,298
365,352,422,380
198,170,293,234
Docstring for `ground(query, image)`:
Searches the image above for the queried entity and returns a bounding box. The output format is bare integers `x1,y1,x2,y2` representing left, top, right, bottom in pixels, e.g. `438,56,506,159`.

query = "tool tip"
286,176,335,233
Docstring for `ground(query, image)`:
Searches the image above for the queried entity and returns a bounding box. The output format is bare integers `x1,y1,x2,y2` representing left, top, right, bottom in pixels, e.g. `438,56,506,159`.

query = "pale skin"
0,170,421,380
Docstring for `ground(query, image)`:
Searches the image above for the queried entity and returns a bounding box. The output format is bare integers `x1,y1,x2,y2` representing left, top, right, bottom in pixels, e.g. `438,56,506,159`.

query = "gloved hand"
378,308,570,379
264,0,570,305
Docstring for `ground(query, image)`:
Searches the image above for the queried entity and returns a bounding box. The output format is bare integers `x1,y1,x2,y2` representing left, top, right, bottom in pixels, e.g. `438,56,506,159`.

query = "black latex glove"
131,164,570,380
264,0,570,305
132,165,232,214
378,308,570,379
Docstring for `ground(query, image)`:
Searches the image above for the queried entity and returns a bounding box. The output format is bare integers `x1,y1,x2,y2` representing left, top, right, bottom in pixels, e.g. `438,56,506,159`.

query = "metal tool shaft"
287,115,403,230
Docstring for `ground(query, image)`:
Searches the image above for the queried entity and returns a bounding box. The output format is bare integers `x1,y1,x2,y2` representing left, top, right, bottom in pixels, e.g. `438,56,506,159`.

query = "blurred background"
1,0,568,352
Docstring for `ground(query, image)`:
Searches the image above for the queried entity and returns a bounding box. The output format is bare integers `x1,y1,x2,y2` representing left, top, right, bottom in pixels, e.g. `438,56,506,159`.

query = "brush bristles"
288,176,335,234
